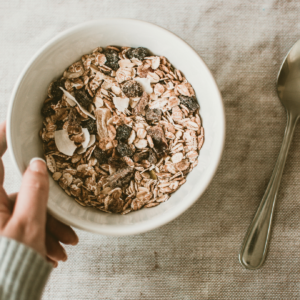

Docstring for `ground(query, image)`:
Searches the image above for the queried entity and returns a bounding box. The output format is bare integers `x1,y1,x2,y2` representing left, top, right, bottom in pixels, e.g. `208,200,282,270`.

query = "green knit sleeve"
0,236,52,300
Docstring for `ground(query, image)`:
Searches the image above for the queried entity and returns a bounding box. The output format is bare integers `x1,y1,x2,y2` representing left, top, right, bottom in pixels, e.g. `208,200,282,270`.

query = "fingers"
0,121,7,157
13,158,49,227
0,122,7,185
46,256,58,268
46,214,79,245
46,233,67,262
0,187,11,228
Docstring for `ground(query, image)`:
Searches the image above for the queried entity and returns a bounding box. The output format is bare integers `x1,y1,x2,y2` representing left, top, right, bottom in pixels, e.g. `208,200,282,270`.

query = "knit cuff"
0,236,52,300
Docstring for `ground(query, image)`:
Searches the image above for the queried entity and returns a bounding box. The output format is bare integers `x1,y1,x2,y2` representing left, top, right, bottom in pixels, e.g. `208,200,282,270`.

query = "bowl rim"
7,18,225,236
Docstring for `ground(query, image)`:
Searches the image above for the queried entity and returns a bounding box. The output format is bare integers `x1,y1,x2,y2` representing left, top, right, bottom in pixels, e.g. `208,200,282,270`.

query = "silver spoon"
239,39,300,270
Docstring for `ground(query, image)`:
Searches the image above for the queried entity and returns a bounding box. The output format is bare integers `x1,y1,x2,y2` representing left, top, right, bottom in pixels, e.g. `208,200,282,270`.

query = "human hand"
0,121,78,267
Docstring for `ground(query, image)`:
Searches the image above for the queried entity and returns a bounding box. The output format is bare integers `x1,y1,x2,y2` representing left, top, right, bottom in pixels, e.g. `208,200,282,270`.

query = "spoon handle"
239,112,298,269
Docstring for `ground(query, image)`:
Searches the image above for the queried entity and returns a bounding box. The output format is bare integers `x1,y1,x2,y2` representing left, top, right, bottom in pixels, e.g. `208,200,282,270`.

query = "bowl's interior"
8,19,224,235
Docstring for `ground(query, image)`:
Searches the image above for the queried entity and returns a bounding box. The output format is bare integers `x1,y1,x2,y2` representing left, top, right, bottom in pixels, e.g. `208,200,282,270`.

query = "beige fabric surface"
1,0,300,299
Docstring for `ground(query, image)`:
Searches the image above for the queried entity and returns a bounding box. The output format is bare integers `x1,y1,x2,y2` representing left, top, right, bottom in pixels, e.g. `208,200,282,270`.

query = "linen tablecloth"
1,1,300,299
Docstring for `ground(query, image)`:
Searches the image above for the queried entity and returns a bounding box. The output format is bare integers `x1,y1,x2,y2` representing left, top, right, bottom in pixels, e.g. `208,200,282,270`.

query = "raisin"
104,48,120,71
126,47,150,60
56,120,64,130
147,126,168,154
179,95,199,112
83,118,97,134
107,167,134,188
116,125,131,141
94,147,108,164
41,102,55,117
117,143,134,157
122,80,143,98
74,88,92,109
148,149,157,164
51,79,65,104
133,151,149,163
145,108,162,123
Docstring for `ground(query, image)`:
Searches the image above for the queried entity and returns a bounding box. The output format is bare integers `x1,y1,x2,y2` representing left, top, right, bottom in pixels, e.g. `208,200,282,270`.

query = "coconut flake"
87,134,96,148
60,87,96,120
135,77,153,94
113,97,129,113
54,129,77,156
77,134,95,154
64,95,76,106
81,128,90,149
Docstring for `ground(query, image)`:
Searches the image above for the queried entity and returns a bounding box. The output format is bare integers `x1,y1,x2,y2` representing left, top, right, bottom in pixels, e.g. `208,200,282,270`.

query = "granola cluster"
40,45,204,214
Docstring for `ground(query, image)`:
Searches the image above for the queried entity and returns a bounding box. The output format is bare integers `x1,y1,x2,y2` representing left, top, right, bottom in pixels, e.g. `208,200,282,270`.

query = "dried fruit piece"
74,88,93,109
147,126,168,154
93,147,108,164
67,109,82,135
126,47,150,60
56,120,64,130
117,143,134,157
104,48,120,71
107,167,134,188
122,80,143,98
145,108,162,123
50,79,65,103
41,102,55,117
179,95,199,112
116,125,132,142
95,108,111,140
134,91,149,116
82,118,97,134
148,149,157,164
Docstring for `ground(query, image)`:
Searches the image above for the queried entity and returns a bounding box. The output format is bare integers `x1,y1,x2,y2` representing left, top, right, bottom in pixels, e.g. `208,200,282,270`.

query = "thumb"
12,158,49,227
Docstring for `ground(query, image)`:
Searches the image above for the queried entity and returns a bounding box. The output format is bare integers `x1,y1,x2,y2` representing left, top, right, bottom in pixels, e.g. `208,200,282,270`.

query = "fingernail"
62,248,68,262
29,157,46,173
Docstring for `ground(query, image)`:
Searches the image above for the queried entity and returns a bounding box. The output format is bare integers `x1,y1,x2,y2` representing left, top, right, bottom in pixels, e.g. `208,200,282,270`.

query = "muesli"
39,46,204,214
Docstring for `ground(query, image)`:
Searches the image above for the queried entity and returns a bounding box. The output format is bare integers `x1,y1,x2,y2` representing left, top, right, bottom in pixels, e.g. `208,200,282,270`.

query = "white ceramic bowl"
7,19,225,236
